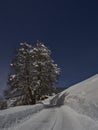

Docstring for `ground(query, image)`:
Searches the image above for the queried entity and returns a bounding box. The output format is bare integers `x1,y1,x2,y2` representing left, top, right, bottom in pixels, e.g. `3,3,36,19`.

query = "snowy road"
12,106,83,130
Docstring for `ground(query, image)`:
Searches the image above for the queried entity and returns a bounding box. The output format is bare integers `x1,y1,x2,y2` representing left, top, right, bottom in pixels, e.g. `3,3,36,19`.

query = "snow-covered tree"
5,41,60,106
5,43,36,105
0,96,7,110
31,41,60,99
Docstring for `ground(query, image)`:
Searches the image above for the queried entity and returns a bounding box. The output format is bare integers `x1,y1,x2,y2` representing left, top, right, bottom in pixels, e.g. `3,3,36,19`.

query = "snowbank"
0,104,44,130
62,74,98,120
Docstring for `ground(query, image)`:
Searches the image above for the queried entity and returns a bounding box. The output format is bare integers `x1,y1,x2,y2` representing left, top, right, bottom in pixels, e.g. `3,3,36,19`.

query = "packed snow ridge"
1,74,98,130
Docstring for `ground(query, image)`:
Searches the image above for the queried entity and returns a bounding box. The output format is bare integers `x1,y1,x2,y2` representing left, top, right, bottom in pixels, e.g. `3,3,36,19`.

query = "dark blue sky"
0,0,98,93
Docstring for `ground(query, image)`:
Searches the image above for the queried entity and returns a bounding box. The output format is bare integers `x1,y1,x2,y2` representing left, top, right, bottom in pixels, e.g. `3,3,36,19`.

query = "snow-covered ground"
63,74,98,120
1,74,98,130
0,104,44,130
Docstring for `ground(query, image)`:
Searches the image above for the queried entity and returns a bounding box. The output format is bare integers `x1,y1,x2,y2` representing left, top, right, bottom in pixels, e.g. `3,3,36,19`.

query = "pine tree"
5,43,36,105
5,41,60,106
31,41,60,99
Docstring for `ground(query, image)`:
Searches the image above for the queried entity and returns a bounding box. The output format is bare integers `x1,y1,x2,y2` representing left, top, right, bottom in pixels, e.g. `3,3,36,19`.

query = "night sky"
0,0,98,94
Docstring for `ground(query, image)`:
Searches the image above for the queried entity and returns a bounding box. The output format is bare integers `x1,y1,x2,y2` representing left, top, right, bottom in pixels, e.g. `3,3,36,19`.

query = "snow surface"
1,74,98,130
0,104,44,130
63,74,98,120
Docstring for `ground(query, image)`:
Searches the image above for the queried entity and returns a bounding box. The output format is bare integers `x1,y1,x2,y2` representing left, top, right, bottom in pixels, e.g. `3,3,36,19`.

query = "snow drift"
62,74,98,120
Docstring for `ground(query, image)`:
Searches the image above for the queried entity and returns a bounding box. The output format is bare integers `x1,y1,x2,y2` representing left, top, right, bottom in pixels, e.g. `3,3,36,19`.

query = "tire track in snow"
11,108,57,130
51,113,57,130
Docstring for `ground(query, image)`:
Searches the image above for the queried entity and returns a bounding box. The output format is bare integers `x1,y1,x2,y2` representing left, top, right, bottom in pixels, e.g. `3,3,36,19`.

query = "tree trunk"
28,87,36,104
